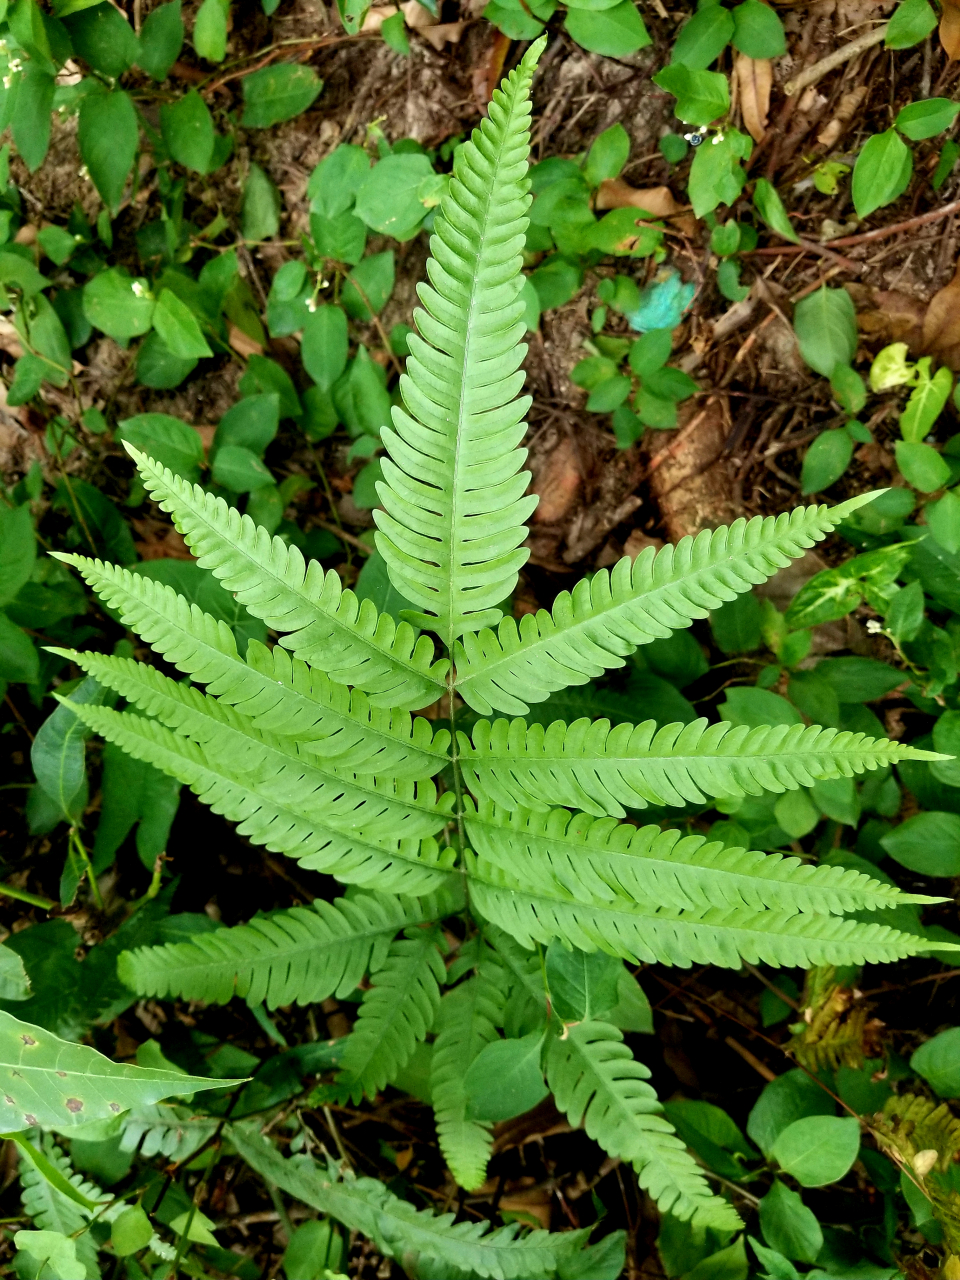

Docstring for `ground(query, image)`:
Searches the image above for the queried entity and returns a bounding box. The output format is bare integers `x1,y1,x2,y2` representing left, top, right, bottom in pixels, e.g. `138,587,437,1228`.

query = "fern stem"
445,671,469,900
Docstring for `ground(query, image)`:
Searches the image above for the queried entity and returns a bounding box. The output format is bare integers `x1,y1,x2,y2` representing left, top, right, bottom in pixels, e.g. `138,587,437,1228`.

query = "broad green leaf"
111,1205,153,1256
152,287,213,359
137,332,197,389
83,268,155,341
583,123,630,187
301,305,348,391
896,97,960,139
14,1230,79,1280
747,1070,834,1157
911,1026,960,1097
885,579,925,641
341,250,394,320
464,1033,548,1122
792,286,856,376
242,162,280,240
886,0,937,48
0,250,49,298
307,143,370,218
753,178,799,243
731,0,785,57
564,1,651,56
31,675,105,822
93,741,181,870
545,942,621,1021
63,2,138,76
116,413,204,482
671,3,734,69
771,1116,860,1187
0,614,39,684
354,153,434,236
895,439,950,491
193,0,227,60
653,63,730,126
800,429,853,494
137,0,183,79
241,63,323,127
214,393,279,454
159,88,214,173
11,66,54,173
881,810,960,876
0,502,36,606
211,444,274,491
900,364,952,441
688,128,750,217
0,1007,242,1132
77,89,138,213
852,129,913,218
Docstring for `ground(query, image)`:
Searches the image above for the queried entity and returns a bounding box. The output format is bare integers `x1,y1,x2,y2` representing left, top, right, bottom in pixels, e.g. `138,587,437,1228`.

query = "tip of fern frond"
522,34,549,68
41,646,75,661
121,440,146,465
901,748,953,762
827,489,889,522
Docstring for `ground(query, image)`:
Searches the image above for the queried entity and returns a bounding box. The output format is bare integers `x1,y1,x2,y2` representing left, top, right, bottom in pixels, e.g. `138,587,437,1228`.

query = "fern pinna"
53,37,950,1267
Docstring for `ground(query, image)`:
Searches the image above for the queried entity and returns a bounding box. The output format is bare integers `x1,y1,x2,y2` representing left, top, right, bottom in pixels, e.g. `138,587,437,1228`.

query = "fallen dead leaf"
228,323,263,358
530,434,581,524
400,0,437,29
472,27,511,107
421,20,465,50
736,53,772,143
595,180,696,236
0,316,23,359
852,286,926,351
360,5,398,32
130,519,195,561
496,1188,552,1231
942,0,960,59
817,86,868,147
922,261,960,367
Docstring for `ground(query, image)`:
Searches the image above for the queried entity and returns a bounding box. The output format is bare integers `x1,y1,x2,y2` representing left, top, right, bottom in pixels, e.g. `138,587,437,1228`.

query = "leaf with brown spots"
735,53,772,143
0,1009,246,1134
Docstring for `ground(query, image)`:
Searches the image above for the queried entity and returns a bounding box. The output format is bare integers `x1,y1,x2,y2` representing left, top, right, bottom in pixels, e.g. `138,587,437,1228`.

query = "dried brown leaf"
421,20,465,50
855,288,926,351
360,5,398,32
923,262,960,368
400,0,437,28
736,53,772,143
228,324,263,358
595,181,696,236
942,0,960,60
816,86,868,147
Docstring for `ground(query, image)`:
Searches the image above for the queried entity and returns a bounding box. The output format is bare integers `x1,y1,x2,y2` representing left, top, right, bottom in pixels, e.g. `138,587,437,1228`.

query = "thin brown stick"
783,24,889,96
748,198,960,259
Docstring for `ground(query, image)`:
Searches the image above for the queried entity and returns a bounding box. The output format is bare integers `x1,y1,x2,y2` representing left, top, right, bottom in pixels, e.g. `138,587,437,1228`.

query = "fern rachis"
56,38,955,1261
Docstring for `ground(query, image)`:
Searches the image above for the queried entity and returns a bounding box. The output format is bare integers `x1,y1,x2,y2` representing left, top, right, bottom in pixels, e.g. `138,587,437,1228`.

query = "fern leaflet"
119,1104,218,1161
453,496,879,714
124,446,449,709
336,926,446,1102
461,716,940,817
119,885,463,1008
228,1121,589,1279
374,43,541,642
52,556,448,778
431,969,506,1191
544,1021,741,1231
19,1137,108,1279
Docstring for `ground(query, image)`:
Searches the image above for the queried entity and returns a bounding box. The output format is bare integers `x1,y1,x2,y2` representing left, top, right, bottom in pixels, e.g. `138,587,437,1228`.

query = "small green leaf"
545,943,622,1021
753,178,800,243
926,488,960,554
896,97,960,140
0,503,36,607
900,363,953,441
381,10,409,54
160,88,215,173
653,63,730,126
564,1,651,56
31,675,104,821
0,614,39,684
83,268,155,341
852,129,913,218
211,444,274,492
885,579,925,642
583,122,630,187
464,1033,548,1122
792,286,857,376
671,3,734,69
117,413,204,482
242,162,280,241
711,220,741,256
771,1116,860,1187
731,0,785,57
717,257,750,301
301,304,348,392
342,250,394,320
152,288,213,359
307,143,370,218
895,439,950,491
688,128,750,217
241,63,323,128
747,1070,835,1158
354,153,434,237
933,139,960,190
881,810,960,876
193,0,228,61
911,1026,960,1097
63,2,138,75
11,66,55,173
14,1230,79,1280
870,341,913,391
111,1205,154,1257
137,0,183,79
886,0,937,48
829,364,866,414
214,393,279,455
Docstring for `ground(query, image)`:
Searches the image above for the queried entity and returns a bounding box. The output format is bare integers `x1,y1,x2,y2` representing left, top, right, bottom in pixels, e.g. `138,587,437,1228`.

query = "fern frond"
123,447,449,709
118,885,463,1008
460,716,940,818
486,925,548,1019
51,558,449,778
57,661,450,841
373,43,543,642
336,927,446,1102
228,1122,589,1280
431,971,506,1190
453,495,879,714
19,1138,106,1279
466,801,940,916
66,702,456,895
119,1104,218,1161
467,854,942,968
544,1021,741,1231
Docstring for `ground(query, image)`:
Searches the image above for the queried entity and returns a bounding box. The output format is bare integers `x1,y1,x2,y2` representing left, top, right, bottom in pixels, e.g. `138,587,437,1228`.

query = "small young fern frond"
123,447,449,709
467,854,942,968
229,1121,590,1279
431,972,506,1191
466,800,941,918
55,657,450,841
51,556,449,778
19,1137,105,1279
118,885,464,1008
63,701,456,894
374,40,544,642
335,926,446,1103
453,495,879,715
461,716,940,818
543,1021,742,1232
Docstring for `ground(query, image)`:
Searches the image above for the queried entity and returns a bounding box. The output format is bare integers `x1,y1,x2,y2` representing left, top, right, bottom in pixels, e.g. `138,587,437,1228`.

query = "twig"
311,517,372,554
784,24,889,96
741,960,801,1011
790,235,862,273
748,198,960,258
724,1035,778,1082
646,404,713,475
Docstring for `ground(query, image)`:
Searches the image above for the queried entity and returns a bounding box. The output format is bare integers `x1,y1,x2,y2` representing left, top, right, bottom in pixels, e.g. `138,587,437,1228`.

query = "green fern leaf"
64,701,456,894
466,800,941,916
453,496,879,714
51,557,449,778
119,1103,218,1162
431,970,505,1190
467,854,944,968
19,1138,106,1279
55,659,450,841
544,1020,741,1231
374,41,544,642
228,1121,589,1279
118,884,463,1008
336,926,446,1103
123,446,449,709
461,716,940,818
